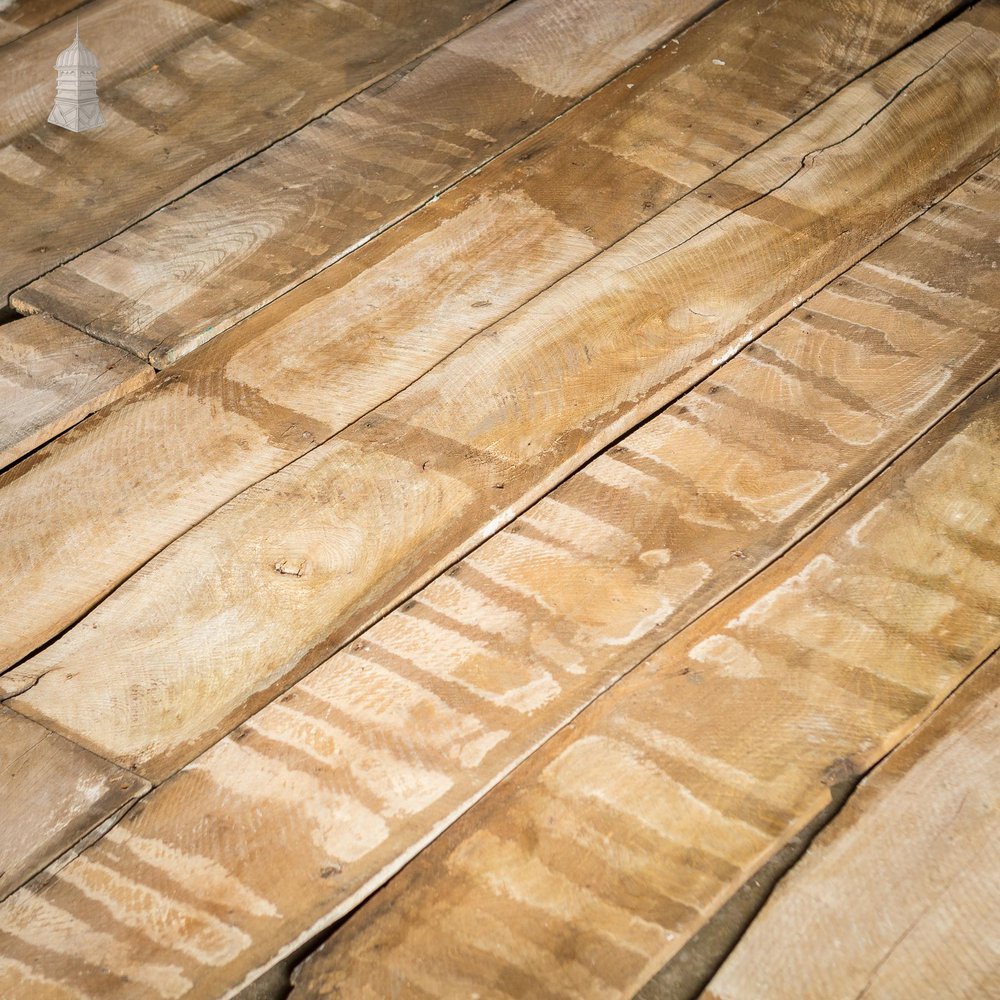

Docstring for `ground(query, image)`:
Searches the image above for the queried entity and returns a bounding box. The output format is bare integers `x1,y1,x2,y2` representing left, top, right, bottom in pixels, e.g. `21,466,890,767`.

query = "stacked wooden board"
0,0,997,997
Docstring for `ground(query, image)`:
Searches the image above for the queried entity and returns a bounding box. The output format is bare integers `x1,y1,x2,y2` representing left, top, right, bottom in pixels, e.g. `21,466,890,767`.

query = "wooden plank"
704,653,1000,1000
287,377,1000,1000
5,10,999,780
0,314,153,470
0,156,995,1000
0,0,968,676
0,1,89,47
0,0,508,302
12,0,720,367
0,706,148,904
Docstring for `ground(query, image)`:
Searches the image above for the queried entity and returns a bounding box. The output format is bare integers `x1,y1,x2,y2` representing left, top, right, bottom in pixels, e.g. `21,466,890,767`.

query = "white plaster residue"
0,957,87,1000
455,728,509,769
522,497,640,560
257,701,454,818
711,330,756,367
531,630,586,675
846,501,887,547
60,855,253,966
862,262,944,295
72,772,115,803
584,453,661,493
639,548,672,567
301,652,493,752
364,610,561,714
192,739,390,863
729,554,836,629
418,571,528,639
596,593,677,648
628,722,760,785
466,127,496,143
544,735,764,849
689,634,764,679
111,832,279,918
1,891,192,998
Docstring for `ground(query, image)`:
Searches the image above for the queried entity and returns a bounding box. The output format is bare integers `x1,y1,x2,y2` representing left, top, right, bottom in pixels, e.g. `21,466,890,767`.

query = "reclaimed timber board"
5,10,999,782
0,0,969,675
0,706,148,904
0,0,90,48
12,0,721,366
0,0,508,301
0,314,152,471
0,157,996,999
288,375,1000,1000
704,653,1000,1000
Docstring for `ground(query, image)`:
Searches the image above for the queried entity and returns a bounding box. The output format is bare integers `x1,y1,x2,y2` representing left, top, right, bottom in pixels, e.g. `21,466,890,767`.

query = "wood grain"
0,707,148,904
12,0,720,366
704,653,1000,1000
0,0,956,677
0,155,995,1000
0,314,152,470
0,0,89,47
0,0,507,301
5,12,999,781
288,376,1000,1000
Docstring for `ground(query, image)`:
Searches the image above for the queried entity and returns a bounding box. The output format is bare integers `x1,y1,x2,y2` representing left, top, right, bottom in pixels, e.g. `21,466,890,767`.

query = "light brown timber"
0,706,148,904
0,0,507,301
0,0,971,674
12,0,720,366
0,314,153,470
0,0,89,47
0,158,996,1000
704,653,1000,1000
5,12,1000,779
288,376,1000,1000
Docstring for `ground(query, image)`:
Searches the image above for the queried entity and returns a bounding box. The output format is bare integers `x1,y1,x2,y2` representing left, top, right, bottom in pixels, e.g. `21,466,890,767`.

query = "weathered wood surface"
0,0,88,47
0,0,507,302
7,11,1000,783
704,653,1000,1000
0,0,958,681
13,0,720,367
0,706,148,904
0,314,153,470
0,158,996,999
288,376,1000,1000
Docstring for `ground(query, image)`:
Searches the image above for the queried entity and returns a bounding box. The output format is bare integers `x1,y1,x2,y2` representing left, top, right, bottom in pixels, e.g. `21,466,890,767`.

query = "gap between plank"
12,0,726,361
7,0,966,351
6,17,985,680
259,430,1000,1000
11,178,997,999
632,635,1000,1000
3,0,523,315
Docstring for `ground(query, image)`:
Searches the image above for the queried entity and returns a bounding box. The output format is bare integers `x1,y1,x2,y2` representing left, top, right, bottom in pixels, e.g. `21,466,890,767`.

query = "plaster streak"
729,555,836,629
453,830,664,950
521,497,641,560
191,740,389,862
689,634,765,679
544,735,765,848
112,832,279,918
255,702,455,817
417,572,529,638
380,611,561,713
59,856,253,965
0,891,191,997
